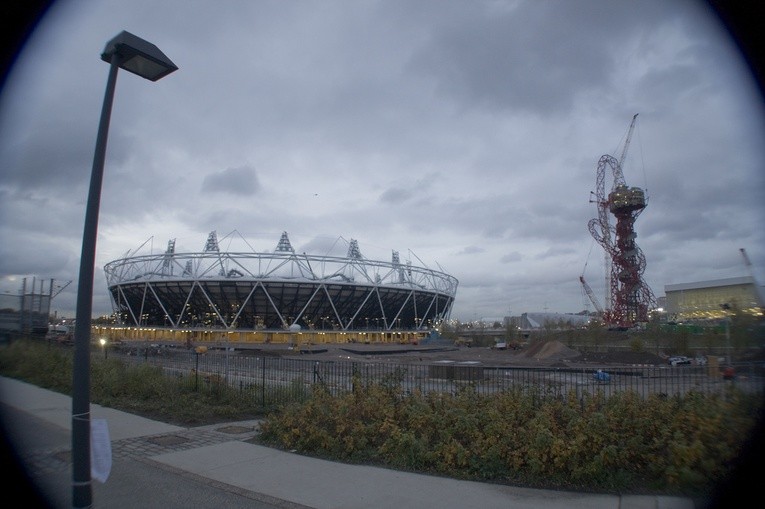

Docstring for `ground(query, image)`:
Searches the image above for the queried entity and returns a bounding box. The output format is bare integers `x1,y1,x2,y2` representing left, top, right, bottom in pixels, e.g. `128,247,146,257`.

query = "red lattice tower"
588,115,655,328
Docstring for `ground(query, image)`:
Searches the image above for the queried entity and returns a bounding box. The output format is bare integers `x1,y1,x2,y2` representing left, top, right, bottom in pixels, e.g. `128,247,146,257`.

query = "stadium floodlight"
72,31,177,508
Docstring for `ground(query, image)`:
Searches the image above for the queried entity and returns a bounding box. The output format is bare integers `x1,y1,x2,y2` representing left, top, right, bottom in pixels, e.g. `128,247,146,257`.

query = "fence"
105,345,765,410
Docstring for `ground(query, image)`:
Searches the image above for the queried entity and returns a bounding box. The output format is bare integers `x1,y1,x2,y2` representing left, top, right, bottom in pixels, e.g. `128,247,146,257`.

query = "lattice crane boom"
618,113,639,173
579,275,604,315
740,248,755,278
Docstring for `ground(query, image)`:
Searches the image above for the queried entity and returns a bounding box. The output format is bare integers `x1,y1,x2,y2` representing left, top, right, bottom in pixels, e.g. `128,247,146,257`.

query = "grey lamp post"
720,303,732,366
72,31,177,508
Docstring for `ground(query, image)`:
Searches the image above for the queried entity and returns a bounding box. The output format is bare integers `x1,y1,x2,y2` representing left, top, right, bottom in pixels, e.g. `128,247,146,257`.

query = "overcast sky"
1,0,763,322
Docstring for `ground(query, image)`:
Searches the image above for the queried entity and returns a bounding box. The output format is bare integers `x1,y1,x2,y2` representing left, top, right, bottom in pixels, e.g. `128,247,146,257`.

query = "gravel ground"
266,340,668,368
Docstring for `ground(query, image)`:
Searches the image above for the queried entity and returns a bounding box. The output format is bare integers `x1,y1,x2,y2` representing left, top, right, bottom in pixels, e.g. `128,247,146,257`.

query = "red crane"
587,114,656,329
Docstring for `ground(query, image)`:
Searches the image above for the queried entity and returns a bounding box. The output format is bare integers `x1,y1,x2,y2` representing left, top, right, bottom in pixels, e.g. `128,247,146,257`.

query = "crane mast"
740,248,755,279
618,113,638,171
579,275,604,315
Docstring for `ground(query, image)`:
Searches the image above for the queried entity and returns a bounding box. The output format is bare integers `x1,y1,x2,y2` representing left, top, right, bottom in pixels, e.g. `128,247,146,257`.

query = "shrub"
259,380,762,497
0,339,73,391
0,339,264,426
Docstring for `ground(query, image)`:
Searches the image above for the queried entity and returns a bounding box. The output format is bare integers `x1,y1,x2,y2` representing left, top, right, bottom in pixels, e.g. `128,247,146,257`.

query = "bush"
0,339,264,426
0,339,72,391
259,380,762,498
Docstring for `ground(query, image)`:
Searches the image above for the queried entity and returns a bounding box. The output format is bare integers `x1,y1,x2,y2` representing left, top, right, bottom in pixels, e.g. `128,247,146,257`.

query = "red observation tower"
587,114,656,329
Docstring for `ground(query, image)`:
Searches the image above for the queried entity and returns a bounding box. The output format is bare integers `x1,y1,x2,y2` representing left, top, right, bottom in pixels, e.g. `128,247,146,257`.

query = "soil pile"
523,340,581,362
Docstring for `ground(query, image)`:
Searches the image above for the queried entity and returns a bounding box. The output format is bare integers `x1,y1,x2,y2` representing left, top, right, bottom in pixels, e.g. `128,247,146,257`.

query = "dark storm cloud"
0,122,132,189
407,1,678,116
500,252,522,263
456,245,485,255
0,227,72,275
379,187,415,204
201,165,260,195
535,246,577,260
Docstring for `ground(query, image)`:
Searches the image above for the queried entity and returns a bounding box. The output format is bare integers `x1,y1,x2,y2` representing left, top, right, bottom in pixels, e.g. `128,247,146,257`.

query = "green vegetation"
1,337,762,499
258,375,761,498
440,309,765,360
0,339,277,425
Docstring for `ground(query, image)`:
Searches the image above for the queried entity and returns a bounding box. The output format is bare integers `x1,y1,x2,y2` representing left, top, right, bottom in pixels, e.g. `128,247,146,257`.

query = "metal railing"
106,346,765,409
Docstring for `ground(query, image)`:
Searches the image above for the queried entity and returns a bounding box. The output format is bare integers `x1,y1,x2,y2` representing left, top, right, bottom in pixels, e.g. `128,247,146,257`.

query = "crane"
51,280,72,299
740,248,755,280
587,114,655,329
580,244,604,316
618,113,639,170
579,275,604,315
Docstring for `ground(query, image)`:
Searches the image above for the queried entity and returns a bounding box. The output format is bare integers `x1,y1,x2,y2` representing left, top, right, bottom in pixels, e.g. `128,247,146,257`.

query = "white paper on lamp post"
90,418,112,483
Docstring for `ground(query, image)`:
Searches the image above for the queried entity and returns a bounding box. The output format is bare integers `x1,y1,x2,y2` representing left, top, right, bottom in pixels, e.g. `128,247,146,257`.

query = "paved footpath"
1,376,710,508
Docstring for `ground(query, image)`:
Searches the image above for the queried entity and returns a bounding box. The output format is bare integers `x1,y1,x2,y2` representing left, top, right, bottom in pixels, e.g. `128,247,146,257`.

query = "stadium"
100,231,458,346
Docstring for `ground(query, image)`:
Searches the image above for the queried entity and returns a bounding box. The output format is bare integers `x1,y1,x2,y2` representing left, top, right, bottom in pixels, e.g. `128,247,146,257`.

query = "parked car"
668,356,691,366
694,356,708,366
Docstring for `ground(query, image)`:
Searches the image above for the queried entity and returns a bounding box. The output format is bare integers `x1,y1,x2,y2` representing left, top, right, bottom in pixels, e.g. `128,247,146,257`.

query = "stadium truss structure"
104,231,458,332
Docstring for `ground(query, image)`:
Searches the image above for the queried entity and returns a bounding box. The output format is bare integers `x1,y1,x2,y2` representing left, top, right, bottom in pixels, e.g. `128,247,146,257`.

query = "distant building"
664,276,764,322
518,312,591,330
0,278,53,337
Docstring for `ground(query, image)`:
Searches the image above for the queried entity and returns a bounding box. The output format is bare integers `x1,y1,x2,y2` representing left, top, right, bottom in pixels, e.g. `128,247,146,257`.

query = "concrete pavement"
1,376,703,508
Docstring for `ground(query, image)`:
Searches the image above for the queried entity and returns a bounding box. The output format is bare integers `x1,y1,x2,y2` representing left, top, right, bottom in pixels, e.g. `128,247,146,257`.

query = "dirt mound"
524,340,581,362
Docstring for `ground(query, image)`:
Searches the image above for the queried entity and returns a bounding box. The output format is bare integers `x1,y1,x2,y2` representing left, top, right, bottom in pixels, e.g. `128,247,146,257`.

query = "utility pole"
721,303,732,365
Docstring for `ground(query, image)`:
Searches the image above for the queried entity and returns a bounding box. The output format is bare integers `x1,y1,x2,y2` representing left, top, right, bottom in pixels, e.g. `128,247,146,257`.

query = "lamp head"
101,31,178,81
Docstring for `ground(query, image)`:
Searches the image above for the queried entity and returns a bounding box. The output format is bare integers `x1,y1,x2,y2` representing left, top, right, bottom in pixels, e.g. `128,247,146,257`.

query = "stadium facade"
102,231,458,345
664,276,764,322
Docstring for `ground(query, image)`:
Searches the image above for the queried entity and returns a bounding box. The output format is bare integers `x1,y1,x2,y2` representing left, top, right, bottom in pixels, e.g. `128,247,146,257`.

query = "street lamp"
721,303,732,365
71,30,177,509
99,337,107,359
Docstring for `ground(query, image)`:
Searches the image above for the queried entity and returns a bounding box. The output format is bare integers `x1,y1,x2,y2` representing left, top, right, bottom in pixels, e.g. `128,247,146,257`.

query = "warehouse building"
664,276,764,322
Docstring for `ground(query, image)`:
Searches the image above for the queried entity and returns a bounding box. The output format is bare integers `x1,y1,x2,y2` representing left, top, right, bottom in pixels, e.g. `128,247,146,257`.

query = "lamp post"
71,31,177,508
720,303,731,365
